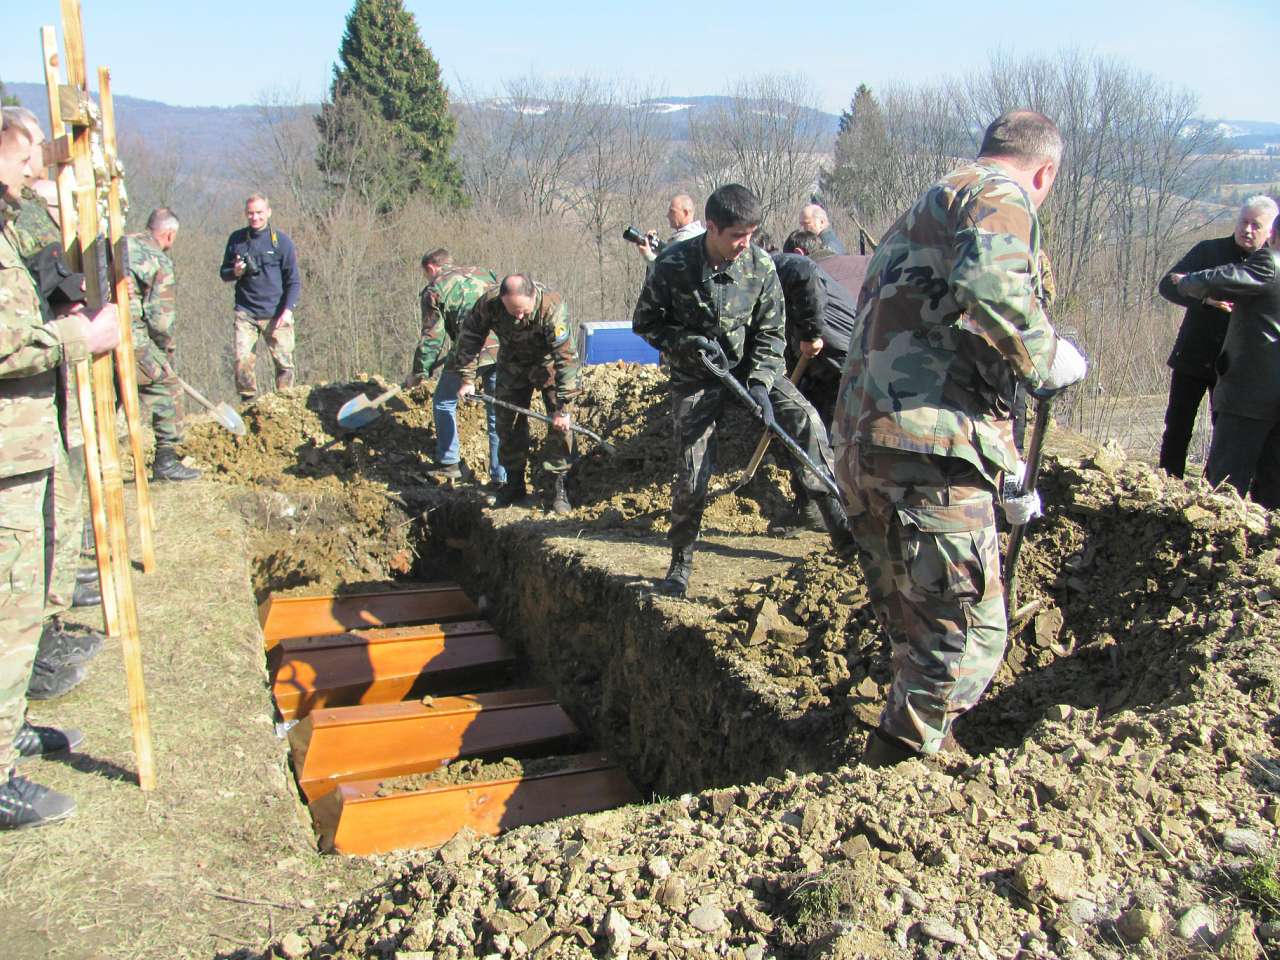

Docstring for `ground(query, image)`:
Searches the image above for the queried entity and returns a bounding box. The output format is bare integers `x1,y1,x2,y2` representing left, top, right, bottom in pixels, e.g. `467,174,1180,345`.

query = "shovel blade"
214,403,247,436
337,395,381,430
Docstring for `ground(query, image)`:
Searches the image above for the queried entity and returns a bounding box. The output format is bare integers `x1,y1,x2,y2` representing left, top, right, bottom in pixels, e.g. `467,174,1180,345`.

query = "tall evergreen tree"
0,80,20,107
316,0,465,208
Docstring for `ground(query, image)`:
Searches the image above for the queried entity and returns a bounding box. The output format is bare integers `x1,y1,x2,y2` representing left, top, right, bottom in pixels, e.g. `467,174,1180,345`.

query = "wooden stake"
98,66,158,568
41,25,120,640
58,0,157,790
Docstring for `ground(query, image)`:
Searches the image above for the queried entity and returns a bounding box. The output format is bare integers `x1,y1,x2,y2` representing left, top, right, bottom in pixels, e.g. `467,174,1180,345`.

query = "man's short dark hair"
783,229,823,255
705,184,762,230
978,110,1062,167
500,274,535,298
751,229,777,253
422,247,451,269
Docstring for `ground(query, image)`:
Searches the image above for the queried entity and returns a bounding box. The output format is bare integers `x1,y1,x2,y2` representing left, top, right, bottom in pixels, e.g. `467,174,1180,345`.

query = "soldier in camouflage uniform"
408,249,504,484
0,115,120,828
451,275,580,514
831,111,1088,766
632,184,853,598
126,208,199,482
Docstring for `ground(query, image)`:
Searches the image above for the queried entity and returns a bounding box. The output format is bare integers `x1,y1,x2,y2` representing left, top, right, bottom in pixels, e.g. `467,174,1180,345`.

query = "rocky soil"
190,372,1280,960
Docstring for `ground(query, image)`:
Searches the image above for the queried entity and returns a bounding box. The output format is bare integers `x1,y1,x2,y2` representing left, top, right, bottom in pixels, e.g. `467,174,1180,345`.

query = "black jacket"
1159,235,1252,380
1179,248,1280,421
219,224,301,318
771,251,858,380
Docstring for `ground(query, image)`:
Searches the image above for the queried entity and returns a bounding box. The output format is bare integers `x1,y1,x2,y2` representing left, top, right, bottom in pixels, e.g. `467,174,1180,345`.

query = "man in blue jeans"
409,249,504,483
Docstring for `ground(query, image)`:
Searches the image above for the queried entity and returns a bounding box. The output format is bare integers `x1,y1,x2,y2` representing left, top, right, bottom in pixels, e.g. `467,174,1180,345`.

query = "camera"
237,252,262,278
622,226,664,253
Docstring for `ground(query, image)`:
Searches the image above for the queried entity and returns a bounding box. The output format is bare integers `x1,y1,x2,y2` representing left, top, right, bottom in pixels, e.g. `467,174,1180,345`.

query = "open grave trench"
189,369,1280,959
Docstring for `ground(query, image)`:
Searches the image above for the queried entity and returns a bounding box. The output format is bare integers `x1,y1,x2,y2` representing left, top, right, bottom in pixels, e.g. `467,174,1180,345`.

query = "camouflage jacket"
0,214,90,480
449,283,581,409
632,234,785,390
125,232,177,350
8,188,61,257
833,160,1059,485
415,266,499,378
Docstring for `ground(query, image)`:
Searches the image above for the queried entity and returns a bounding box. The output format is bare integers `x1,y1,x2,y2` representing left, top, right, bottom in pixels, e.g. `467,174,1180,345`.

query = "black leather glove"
748,383,775,429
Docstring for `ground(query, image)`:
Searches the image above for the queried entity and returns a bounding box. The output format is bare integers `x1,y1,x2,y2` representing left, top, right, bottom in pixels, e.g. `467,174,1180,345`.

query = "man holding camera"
219,194,301,403
633,194,704,263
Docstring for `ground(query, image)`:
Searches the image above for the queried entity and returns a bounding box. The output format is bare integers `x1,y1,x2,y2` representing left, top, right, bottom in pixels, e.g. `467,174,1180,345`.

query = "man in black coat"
1157,196,1278,477
1174,221,1280,507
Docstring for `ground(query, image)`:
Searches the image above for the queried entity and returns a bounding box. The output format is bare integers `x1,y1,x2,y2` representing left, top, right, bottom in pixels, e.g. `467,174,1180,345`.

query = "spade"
336,385,401,430
176,377,246,436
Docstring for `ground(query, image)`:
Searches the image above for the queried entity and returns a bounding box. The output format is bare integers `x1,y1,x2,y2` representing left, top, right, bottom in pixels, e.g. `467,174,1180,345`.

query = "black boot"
152,444,200,482
814,494,856,559
861,728,919,768
37,619,105,667
72,575,101,609
654,544,694,597
26,656,87,701
487,480,531,508
14,720,85,761
550,475,571,516
0,771,75,830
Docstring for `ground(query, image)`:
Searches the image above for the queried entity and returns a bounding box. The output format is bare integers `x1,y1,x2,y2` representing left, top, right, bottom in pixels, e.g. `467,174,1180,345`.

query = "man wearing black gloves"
219,193,301,402
1157,196,1278,477
633,184,851,598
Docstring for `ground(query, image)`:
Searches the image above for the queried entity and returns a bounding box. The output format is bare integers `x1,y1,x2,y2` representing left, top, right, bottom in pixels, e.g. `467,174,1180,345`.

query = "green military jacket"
631,234,785,390
832,160,1058,485
450,283,581,410
0,212,89,480
415,265,499,378
125,231,177,350
9,188,61,258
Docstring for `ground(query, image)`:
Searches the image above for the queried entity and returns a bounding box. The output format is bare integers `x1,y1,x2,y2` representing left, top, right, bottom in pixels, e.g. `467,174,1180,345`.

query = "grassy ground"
0,481,407,960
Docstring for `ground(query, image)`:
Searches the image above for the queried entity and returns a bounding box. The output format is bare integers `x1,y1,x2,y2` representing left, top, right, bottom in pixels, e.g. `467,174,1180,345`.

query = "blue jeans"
434,366,505,482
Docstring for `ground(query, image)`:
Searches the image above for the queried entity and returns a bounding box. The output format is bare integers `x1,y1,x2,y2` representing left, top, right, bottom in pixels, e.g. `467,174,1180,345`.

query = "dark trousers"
494,377,572,484
1159,370,1214,478
668,376,834,549
1206,411,1280,509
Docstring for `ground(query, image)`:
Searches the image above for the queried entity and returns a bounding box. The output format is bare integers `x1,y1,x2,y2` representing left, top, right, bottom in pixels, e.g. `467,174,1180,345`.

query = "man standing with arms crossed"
833,111,1087,766
219,193,301,403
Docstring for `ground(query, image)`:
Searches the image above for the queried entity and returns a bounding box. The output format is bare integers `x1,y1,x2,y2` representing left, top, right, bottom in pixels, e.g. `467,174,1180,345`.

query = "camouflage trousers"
45,441,84,616
835,444,1006,754
668,375,835,549
494,372,573,482
233,310,295,400
0,469,52,775
135,333,182,446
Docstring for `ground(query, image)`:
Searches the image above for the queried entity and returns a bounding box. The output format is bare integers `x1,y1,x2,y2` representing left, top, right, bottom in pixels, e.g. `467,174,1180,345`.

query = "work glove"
748,383,775,429
1002,460,1042,526
669,336,708,367
1034,337,1088,397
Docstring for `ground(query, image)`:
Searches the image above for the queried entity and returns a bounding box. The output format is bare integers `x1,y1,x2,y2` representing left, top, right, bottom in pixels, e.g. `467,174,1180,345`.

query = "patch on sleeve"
552,321,570,345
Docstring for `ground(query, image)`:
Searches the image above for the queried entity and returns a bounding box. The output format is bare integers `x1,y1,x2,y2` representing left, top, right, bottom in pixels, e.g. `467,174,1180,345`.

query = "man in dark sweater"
219,193,301,402
1157,196,1278,477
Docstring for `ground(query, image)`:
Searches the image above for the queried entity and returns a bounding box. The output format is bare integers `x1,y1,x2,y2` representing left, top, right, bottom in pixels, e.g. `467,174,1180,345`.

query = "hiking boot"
72,576,101,609
0,771,75,830
26,657,87,701
550,475,572,516
815,494,856,560
37,619,105,667
14,721,84,761
861,728,919,769
152,445,200,482
425,461,462,481
653,545,694,598
487,481,532,508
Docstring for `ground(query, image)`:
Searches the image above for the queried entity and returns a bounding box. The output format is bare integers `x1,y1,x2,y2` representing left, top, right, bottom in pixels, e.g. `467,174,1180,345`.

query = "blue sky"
3,0,1277,121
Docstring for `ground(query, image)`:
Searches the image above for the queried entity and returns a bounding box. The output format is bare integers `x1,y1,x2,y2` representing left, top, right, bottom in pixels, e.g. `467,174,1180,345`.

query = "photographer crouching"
219,193,301,403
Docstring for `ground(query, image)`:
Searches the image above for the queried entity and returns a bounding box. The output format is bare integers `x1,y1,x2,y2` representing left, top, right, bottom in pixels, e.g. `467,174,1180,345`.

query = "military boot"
0,771,75,830
653,545,695,598
72,571,101,608
152,444,200,482
37,618,105,667
14,720,85,761
26,656,87,701
814,494,856,560
487,480,532,509
550,475,572,516
861,728,919,768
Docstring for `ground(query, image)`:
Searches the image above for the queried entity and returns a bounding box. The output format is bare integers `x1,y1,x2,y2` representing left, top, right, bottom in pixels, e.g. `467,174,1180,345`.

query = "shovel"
729,353,811,493
465,392,617,456
176,377,246,436
337,385,401,430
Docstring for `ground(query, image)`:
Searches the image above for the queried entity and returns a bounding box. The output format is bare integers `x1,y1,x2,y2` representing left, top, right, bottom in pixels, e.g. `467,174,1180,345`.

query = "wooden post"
41,26,121,640
57,0,158,790
98,67,158,569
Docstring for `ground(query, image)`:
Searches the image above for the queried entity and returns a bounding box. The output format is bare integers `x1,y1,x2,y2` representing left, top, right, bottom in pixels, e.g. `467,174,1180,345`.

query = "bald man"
799,203,846,255
636,194,705,263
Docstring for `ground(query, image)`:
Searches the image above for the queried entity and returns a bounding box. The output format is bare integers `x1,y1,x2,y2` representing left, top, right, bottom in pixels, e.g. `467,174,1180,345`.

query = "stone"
1116,907,1164,943
277,932,308,959
438,828,476,865
917,917,967,946
744,946,765,960
738,901,775,934
1066,898,1098,926
647,856,671,880
1223,828,1269,857
1012,850,1087,903
519,918,551,952
687,905,727,933
1174,904,1218,943
1217,912,1263,960
656,877,687,913
605,908,631,957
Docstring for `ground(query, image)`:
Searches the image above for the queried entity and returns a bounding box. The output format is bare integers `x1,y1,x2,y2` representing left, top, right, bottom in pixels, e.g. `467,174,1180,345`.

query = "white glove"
1003,489,1042,526
1038,337,1088,394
